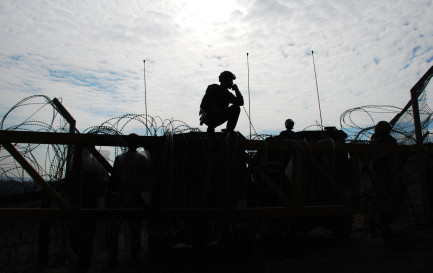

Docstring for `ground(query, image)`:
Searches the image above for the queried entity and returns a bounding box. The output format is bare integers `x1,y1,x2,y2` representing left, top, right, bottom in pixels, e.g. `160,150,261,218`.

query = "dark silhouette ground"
39,221,432,273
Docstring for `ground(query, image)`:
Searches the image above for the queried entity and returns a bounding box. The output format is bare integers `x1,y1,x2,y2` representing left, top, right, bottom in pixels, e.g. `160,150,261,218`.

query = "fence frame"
1,130,429,220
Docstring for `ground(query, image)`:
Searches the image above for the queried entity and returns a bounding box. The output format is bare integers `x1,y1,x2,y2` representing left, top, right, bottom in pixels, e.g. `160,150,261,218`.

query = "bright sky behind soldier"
1,0,433,135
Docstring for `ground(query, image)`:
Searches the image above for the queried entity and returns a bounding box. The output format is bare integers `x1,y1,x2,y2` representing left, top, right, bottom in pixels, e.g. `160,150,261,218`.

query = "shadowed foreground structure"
1,66,433,272
1,130,432,273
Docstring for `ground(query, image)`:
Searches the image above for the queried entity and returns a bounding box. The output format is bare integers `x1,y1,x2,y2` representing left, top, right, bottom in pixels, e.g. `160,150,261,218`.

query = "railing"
1,130,429,221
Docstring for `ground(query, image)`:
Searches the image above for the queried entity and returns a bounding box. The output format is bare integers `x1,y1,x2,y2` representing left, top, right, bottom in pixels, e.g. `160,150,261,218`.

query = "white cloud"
1,0,433,135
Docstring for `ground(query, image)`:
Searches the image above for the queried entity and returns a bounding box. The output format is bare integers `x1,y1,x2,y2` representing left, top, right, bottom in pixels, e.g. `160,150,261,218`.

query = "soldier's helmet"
219,71,236,82
285,119,295,130
375,120,392,135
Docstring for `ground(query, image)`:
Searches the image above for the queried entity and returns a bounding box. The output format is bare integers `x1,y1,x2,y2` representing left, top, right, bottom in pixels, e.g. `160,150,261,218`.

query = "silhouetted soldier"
278,119,296,139
199,71,244,133
371,121,397,145
106,133,153,267
369,121,399,244
69,148,109,270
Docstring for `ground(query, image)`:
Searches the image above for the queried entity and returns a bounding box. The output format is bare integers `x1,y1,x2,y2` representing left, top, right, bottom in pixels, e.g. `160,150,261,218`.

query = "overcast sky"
1,0,433,136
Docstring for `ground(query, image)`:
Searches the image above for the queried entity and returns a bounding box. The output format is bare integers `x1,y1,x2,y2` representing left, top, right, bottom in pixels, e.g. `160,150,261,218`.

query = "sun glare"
178,0,240,41
183,0,238,23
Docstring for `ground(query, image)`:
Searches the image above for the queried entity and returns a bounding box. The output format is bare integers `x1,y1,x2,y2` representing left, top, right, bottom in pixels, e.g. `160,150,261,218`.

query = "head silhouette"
219,71,236,88
285,119,294,130
127,133,139,151
375,121,392,135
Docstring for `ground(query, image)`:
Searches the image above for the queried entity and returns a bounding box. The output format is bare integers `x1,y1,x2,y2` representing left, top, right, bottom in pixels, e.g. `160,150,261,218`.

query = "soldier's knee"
230,105,241,115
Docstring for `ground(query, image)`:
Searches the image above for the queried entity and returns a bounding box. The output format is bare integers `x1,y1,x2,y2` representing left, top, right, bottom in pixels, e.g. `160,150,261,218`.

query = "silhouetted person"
369,121,399,244
278,119,296,139
69,148,109,270
200,71,244,133
106,133,153,267
370,121,397,145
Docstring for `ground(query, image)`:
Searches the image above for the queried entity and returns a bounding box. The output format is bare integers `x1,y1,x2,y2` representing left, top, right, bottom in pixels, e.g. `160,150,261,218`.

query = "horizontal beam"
0,130,429,154
0,130,164,147
0,205,397,221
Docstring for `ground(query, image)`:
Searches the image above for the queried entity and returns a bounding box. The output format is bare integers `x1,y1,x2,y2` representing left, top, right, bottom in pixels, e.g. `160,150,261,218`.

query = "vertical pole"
410,88,423,145
71,145,83,209
410,66,433,221
409,65,433,145
350,153,361,208
52,98,76,200
247,53,251,139
411,87,431,220
144,60,148,136
37,194,50,270
311,51,324,130
293,153,304,208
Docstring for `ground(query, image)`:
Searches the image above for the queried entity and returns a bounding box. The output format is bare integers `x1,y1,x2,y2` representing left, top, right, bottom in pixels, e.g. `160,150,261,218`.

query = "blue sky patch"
374,57,380,65
9,55,22,61
413,46,421,56
409,45,422,61
48,69,113,90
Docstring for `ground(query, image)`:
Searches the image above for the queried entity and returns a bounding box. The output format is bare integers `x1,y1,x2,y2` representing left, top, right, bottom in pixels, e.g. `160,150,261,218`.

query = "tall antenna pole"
247,52,251,139
143,60,148,136
311,50,324,130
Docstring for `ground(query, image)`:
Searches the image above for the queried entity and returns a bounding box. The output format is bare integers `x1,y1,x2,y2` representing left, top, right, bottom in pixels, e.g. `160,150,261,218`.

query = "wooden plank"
255,167,291,206
304,153,351,205
1,143,70,209
0,130,428,154
350,153,362,207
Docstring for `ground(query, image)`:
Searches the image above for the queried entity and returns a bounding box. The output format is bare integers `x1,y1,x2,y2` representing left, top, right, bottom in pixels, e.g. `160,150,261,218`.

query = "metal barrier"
1,130,429,220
